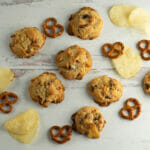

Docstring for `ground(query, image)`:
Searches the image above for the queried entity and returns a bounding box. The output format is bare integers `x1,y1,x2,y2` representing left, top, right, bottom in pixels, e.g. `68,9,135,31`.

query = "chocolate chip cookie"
72,106,105,138
68,7,103,40
9,27,46,58
29,72,65,107
56,45,92,80
143,72,150,94
89,75,123,106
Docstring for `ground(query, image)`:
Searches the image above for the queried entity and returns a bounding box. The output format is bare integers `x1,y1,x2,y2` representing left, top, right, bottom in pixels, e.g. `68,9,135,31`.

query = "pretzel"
50,125,72,144
120,98,141,120
43,17,64,38
0,91,18,114
102,42,124,59
138,40,150,60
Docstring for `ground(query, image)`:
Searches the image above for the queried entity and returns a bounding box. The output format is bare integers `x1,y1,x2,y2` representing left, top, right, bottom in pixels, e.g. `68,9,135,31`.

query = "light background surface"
0,0,150,149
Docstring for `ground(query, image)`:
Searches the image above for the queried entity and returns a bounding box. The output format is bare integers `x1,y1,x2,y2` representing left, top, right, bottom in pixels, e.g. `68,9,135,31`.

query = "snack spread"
102,42,124,59
1,4,149,145
68,7,103,40
50,125,72,144
89,75,123,106
0,91,18,113
43,17,64,38
72,106,105,138
9,27,46,58
4,109,39,144
112,45,142,78
143,72,150,94
56,45,92,80
120,98,141,120
109,4,150,35
29,72,65,107
138,40,150,60
0,67,15,93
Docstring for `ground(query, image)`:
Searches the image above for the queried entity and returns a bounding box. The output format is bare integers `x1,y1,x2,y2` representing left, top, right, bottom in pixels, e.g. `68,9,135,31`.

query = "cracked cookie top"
29,72,65,107
56,45,92,80
89,75,123,106
9,27,46,58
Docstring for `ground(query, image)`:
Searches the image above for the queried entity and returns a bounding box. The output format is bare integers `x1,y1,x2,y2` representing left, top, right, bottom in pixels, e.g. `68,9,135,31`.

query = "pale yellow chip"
128,8,150,35
5,109,39,135
112,46,142,78
7,122,39,144
0,67,15,93
109,4,136,27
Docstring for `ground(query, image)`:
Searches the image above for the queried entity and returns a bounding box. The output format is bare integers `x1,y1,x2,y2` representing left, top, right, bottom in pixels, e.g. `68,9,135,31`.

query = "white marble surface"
0,0,150,149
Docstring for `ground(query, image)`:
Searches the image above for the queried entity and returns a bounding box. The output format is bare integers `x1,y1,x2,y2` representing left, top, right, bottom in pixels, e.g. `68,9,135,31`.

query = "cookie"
56,45,92,80
68,7,103,40
112,45,142,78
9,27,46,58
72,106,105,138
143,72,150,94
89,75,123,106
29,72,65,107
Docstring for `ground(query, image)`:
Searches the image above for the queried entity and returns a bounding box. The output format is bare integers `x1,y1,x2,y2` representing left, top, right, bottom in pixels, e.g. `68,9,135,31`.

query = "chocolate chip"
26,49,30,53
82,14,91,19
145,83,150,89
91,85,97,92
91,86,95,92
109,80,116,87
94,114,100,121
68,65,71,70
105,96,111,99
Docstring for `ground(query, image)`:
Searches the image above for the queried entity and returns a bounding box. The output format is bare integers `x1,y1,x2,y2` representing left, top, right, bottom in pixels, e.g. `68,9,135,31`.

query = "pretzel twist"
102,42,124,59
50,125,72,144
120,98,141,120
138,40,150,60
0,91,18,113
43,17,64,38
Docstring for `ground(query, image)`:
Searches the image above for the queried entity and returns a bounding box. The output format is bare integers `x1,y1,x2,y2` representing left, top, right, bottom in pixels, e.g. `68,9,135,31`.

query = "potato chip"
8,122,39,144
5,109,39,144
0,67,15,93
112,46,142,78
109,4,136,27
5,109,39,135
128,8,150,35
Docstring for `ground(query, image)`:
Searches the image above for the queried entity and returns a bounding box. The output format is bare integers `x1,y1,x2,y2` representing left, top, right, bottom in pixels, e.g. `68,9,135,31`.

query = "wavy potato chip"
0,67,15,93
112,46,142,78
5,109,39,135
8,122,39,144
109,4,136,27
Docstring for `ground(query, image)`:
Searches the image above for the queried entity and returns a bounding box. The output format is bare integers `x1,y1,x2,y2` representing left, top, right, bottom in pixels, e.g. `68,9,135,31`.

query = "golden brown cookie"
29,72,65,107
143,72,150,94
9,27,46,58
68,7,103,40
89,75,123,106
56,45,92,80
72,106,105,138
